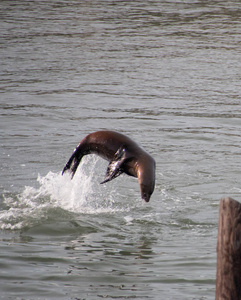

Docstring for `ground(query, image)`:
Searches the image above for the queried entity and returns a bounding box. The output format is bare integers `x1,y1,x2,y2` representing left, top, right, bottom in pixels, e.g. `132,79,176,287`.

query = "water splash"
0,156,130,230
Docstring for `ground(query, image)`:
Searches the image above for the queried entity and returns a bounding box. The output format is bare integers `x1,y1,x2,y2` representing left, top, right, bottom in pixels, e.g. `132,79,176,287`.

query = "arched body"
62,131,155,202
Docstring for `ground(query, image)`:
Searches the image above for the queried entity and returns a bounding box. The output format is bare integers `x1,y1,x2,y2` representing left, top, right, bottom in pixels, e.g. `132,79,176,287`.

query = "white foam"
0,156,130,230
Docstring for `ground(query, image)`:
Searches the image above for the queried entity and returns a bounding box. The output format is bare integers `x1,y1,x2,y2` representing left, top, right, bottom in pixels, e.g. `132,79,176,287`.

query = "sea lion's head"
138,158,156,202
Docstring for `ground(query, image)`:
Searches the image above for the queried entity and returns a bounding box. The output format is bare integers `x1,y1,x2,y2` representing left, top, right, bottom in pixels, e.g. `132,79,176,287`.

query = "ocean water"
1,1,241,299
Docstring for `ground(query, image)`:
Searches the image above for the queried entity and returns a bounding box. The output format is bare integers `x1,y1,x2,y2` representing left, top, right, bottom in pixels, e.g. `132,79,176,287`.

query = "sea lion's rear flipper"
100,147,127,184
62,145,84,179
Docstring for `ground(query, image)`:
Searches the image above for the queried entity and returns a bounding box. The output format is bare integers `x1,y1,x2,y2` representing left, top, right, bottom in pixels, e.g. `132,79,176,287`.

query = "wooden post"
216,197,241,300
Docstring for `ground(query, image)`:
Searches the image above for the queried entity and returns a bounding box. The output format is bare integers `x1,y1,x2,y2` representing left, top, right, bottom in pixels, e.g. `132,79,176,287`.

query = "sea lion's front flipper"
100,147,127,184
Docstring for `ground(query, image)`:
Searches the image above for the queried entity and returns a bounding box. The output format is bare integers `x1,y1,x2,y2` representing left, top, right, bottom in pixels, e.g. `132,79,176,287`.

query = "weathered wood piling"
216,197,241,300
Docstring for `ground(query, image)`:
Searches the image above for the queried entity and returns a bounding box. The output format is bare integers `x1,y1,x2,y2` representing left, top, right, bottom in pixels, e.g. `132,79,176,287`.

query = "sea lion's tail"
62,147,83,179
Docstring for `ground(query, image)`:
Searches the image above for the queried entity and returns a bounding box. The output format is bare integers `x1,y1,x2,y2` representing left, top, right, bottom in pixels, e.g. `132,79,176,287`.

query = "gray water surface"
1,1,241,299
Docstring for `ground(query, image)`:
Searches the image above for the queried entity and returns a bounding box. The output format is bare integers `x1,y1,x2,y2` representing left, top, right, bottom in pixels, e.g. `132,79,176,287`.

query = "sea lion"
62,131,155,202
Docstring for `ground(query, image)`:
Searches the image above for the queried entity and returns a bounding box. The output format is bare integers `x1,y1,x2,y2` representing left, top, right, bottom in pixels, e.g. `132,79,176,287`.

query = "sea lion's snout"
140,187,152,202
139,171,155,202
142,192,150,202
